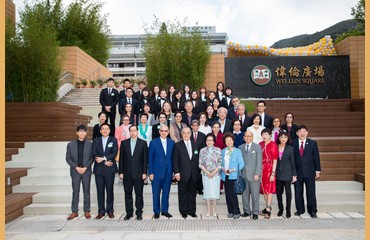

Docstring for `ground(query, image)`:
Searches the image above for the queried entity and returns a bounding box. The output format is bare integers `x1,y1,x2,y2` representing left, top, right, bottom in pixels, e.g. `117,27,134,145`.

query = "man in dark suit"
173,127,200,218
118,87,140,117
256,100,273,129
293,125,321,218
119,78,132,100
99,78,119,133
148,125,175,219
237,104,252,132
153,89,168,115
227,97,240,120
218,107,232,134
66,124,93,220
238,130,262,220
133,80,147,101
181,101,198,127
190,120,206,195
119,125,148,221
92,123,118,219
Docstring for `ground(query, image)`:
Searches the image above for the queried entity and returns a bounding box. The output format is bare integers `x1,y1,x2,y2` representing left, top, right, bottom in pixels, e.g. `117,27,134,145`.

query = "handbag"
234,171,246,195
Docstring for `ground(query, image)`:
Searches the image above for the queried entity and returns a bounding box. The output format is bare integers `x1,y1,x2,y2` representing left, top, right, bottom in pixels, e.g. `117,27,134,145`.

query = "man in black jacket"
99,78,119,133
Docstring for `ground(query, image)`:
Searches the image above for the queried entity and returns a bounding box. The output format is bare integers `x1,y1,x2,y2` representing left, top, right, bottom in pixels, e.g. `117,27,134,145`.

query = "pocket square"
107,142,113,148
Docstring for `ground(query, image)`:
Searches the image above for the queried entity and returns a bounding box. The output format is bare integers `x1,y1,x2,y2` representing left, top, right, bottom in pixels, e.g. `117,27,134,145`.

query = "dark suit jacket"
227,107,239,120
92,136,118,175
281,123,298,144
133,90,142,101
181,112,198,127
119,138,148,179
119,89,127,100
261,113,273,129
190,99,201,115
148,137,175,179
66,139,93,176
171,100,185,113
293,138,321,180
221,97,232,109
276,145,297,181
152,123,171,139
118,97,140,116
172,140,200,182
219,118,232,134
191,131,206,151
240,115,252,132
99,88,119,113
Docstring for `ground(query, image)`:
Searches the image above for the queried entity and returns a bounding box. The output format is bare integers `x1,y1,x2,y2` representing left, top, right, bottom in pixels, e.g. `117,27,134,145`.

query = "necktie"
300,141,304,157
194,133,197,142
186,141,192,159
235,108,238,117
128,98,131,104
246,144,249,153
239,116,242,122
108,88,111,95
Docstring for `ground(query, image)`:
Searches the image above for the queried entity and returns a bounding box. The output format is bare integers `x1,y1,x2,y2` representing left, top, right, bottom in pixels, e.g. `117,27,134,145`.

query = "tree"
59,0,111,65
143,17,211,90
6,4,61,102
335,0,365,43
351,0,365,32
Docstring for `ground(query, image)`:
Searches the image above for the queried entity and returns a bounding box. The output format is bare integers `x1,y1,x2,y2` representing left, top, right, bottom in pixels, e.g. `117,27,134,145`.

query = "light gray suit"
66,139,93,213
238,142,262,215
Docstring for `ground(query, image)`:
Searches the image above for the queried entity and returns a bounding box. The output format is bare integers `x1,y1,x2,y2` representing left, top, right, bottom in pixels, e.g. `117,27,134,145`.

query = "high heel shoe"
265,210,271,219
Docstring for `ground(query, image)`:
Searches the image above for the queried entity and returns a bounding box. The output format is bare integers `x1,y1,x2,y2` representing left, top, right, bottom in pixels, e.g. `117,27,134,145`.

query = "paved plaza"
6,212,365,240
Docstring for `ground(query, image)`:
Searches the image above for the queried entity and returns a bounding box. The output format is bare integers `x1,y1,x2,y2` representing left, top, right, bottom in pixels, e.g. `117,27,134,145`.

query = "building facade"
107,26,227,78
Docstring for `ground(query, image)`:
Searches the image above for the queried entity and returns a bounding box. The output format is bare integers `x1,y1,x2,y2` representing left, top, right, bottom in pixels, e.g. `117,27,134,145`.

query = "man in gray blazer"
66,125,93,220
238,130,262,220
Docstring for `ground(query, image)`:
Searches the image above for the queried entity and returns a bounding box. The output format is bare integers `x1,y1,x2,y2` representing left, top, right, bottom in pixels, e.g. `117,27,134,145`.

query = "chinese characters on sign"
274,65,326,85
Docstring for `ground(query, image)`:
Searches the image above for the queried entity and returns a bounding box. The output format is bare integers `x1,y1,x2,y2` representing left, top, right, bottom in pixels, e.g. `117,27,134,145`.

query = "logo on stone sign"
251,65,271,86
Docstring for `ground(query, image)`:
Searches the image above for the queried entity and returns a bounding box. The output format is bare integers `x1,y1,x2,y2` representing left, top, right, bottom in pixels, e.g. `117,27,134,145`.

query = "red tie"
194,133,197,142
235,108,238,117
300,141,304,157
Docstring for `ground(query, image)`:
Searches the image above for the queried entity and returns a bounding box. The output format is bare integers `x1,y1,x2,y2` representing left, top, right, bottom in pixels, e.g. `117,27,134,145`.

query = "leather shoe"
241,212,250,217
277,210,283,217
136,215,143,221
154,213,160,219
181,213,187,218
84,211,91,219
95,213,104,219
108,213,115,219
124,214,132,220
161,212,173,218
252,214,258,220
189,213,198,218
294,212,303,216
310,213,318,218
67,212,78,220
286,211,291,218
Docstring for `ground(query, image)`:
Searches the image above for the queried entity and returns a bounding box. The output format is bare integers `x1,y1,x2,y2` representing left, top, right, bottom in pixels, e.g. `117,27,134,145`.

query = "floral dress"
199,146,222,200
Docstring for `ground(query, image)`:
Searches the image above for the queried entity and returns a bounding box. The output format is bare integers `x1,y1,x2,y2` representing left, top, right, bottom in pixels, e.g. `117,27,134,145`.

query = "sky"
13,0,359,47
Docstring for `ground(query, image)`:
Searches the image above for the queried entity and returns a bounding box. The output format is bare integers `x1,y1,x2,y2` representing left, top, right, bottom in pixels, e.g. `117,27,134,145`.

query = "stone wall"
60,46,112,84
335,36,365,99
203,54,225,92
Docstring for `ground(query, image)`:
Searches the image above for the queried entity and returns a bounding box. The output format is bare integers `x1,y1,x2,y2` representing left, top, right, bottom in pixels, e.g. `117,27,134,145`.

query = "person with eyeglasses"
152,112,170,139
238,130,262,220
281,112,298,145
227,96,240,121
271,117,285,144
148,125,175,219
198,133,222,217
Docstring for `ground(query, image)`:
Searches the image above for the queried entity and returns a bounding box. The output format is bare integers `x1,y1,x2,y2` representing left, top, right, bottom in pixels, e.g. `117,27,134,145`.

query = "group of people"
65,78,321,221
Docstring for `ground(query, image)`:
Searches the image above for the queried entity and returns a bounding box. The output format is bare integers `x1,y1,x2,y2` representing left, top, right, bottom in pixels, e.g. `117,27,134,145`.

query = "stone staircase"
6,142,365,217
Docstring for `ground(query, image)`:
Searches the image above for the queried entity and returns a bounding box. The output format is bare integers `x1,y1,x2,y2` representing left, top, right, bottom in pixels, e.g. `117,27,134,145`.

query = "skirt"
202,175,221,200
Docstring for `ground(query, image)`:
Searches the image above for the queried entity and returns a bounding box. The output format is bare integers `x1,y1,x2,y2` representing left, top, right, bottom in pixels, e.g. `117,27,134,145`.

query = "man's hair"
129,125,138,131
297,125,308,131
100,123,111,130
124,78,131,83
257,100,266,106
76,124,87,132
107,77,114,82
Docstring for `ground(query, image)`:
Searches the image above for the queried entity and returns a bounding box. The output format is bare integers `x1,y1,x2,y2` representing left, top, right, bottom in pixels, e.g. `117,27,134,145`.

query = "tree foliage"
6,5,61,102
335,0,365,43
143,17,211,90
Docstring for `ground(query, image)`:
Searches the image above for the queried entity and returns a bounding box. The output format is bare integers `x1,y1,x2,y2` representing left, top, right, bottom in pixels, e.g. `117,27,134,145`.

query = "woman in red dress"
259,128,278,219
